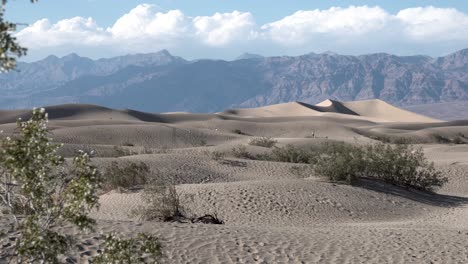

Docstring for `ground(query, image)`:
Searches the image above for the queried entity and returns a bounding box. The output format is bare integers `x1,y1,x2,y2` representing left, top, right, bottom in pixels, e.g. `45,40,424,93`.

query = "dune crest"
225,99,441,123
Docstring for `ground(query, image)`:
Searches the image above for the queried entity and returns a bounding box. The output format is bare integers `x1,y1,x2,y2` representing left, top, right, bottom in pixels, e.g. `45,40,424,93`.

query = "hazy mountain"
235,53,264,60
0,48,467,118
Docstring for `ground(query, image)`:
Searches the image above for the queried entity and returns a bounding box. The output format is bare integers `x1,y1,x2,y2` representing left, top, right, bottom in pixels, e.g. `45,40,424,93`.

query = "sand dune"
1,100,467,263
341,99,441,123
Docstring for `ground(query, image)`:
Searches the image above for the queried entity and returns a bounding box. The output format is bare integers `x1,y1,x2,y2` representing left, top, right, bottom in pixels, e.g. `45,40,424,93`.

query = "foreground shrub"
232,129,248,135
365,143,447,191
210,150,226,161
266,145,314,164
0,109,101,262
312,142,447,191
0,109,162,263
248,136,277,148
94,233,162,264
311,143,364,184
102,161,150,191
136,179,184,221
231,145,254,159
135,179,224,224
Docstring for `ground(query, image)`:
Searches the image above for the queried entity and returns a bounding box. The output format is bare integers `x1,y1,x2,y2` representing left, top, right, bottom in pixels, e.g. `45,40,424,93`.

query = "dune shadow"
356,178,468,207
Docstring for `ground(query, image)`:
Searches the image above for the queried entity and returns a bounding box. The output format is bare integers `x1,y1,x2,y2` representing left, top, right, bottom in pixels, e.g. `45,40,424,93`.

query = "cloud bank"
15,4,468,60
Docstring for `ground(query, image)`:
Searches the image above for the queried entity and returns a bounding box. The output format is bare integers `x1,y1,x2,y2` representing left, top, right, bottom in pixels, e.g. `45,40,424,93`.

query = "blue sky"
5,1,468,61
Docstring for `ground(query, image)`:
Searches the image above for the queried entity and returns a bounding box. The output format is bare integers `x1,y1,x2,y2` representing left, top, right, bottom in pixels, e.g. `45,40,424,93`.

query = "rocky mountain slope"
1,49,467,116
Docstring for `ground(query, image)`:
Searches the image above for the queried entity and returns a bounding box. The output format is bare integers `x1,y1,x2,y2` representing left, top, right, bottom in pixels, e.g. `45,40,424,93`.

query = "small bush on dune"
135,178,225,224
136,179,184,221
266,145,314,164
102,161,150,191
210,150,226,161
110,145,137,157
312,142,447,191
311,142,364,184
248,136,277,148
231,145,254,159
365,143,447,191
0,109,161,263
232,129,248,135
94,233,161,264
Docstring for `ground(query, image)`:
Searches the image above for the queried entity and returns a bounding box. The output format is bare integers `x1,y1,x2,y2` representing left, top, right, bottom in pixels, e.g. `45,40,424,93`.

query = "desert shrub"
94,232,161,264
432,133,452,144
231,145,254,159
0,108,101,262
210,150,226,161
122,141,134,147
232,129,247,135
365,143,447,191
312,142,447,191
136,179,184,221
289,165,312,178
264,145,314,164
110,145,136,157
248,136,277,148
102,161,150,191
452,137,465,144
0,109,162,262
311,142,365,184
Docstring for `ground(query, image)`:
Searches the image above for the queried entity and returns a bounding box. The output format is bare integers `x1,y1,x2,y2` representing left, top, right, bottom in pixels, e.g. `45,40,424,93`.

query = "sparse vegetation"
312,142,447,191
289,165,312,178
0,109,162,262
135,178,224,224
311,142,365,184
232,129,249,135
136,179,184,221
231,145,254,159
94,233,162,264
433,133,467,144
0,109,101,262
102,161,150,191
432,133,452,144
265,145,313,163
111,145,137,157
210,150,226,161
248,136,277,148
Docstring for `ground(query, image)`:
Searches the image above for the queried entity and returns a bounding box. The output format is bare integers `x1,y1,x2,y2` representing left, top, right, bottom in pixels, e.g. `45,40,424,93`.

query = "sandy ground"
1,99,468,263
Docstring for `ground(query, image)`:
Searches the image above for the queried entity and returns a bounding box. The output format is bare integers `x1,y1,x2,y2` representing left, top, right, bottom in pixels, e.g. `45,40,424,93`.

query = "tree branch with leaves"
0,0,37,72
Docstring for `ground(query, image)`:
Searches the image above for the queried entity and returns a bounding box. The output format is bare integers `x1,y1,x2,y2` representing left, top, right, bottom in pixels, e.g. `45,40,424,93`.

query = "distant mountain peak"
235,53,264,60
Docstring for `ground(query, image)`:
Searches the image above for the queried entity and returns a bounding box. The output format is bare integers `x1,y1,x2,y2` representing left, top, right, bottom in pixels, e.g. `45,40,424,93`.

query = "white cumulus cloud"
193,11,257,46
261,6,390,45
396,6,468,41
14,4,468,60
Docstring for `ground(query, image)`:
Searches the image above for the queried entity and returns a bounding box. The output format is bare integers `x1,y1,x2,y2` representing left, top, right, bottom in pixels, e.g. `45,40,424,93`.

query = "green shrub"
365,143,447,191
248,136,277,148
94,233,161,264
265,145,313,163
432,133,452,144
0,108,101,262
231,145,254,159
452,137,465,144
210,150,226,161
289,165,312,178
232,129,248,135
312,142,447,191
110,145,136,157
102,161,150,191
311,142,364,184
135,179,184,221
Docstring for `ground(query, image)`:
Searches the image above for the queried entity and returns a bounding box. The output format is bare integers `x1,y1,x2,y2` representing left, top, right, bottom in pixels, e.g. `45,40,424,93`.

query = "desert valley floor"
1,99,468,263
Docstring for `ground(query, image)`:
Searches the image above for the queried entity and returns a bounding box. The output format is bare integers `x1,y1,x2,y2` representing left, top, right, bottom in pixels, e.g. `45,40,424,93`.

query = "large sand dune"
0,100,467,263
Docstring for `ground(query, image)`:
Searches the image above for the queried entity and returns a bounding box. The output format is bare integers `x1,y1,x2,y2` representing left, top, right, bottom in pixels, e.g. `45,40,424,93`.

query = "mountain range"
1,48,467,119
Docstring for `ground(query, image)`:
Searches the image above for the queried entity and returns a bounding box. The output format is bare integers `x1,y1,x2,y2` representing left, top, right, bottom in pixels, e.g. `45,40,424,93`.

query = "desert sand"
1,99,468,263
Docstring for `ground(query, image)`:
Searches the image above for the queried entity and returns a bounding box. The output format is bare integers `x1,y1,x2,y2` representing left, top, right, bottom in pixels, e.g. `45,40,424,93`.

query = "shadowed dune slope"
340,99,442,123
